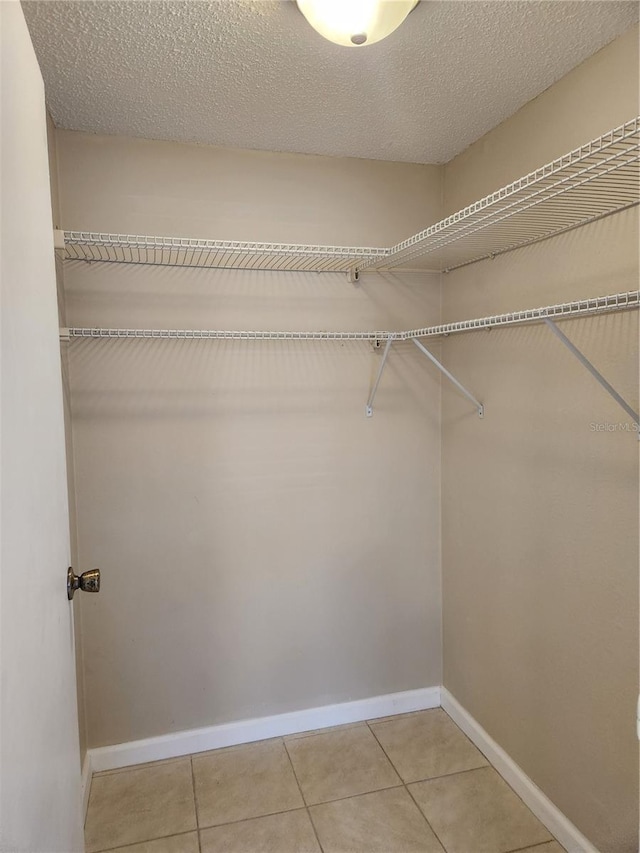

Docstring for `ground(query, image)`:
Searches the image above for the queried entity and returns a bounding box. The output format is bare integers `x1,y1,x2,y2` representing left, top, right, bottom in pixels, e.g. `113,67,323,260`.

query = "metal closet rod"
59,289,639,342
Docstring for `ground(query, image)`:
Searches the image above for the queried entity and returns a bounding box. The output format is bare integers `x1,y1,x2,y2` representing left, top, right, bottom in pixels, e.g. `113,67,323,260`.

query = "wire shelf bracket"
412,338,484,418
543,318,639,436
365,336,395,417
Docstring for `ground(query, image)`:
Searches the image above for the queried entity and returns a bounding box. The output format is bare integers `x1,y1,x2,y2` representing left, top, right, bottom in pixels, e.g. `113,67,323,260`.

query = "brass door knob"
67,567,101,600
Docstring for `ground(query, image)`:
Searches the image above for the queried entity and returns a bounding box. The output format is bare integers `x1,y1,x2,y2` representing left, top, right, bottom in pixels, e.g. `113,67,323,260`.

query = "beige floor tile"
193,738,304,827
285,725,401,805
369,708,488,782
84,759,196,853
101,832,199,853
200,809,321,853
516,844,566,853
309,787,444,853
409,766,552,853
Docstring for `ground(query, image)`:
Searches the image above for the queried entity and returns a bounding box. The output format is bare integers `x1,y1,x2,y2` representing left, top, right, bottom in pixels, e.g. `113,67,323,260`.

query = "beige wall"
56,131,444,747
441,26,639,853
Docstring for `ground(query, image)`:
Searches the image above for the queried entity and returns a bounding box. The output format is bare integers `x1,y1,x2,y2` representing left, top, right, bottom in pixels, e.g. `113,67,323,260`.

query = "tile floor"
85,708,565,853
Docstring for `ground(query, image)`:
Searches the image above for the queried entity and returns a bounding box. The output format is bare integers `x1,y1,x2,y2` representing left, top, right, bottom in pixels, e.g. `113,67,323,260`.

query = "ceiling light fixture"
296,0,418,47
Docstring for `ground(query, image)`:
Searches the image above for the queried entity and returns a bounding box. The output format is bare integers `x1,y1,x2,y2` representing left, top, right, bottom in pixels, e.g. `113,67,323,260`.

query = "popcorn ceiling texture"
22,0,638,164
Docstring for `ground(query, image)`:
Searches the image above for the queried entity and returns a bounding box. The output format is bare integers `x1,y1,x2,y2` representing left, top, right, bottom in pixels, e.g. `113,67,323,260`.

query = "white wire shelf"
61,327,392,341
407,289,639,338
357,117,640,274
61,232,388,274
60,118,638,277
61,290,639,343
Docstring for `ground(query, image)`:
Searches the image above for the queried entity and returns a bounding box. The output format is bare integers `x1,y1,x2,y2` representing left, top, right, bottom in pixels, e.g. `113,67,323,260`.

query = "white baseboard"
81,752,92,819
88,686,441,773
440,688,598,853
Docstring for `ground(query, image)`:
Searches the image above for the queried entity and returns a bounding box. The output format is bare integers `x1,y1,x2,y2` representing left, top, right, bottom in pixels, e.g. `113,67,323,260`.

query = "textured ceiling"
22,0,639,164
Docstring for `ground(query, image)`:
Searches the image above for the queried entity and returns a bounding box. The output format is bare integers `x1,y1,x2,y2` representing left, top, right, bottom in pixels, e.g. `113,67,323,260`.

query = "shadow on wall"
68,335,444,422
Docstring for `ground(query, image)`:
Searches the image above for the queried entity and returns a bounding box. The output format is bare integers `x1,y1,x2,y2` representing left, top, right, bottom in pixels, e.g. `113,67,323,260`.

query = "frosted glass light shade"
297,0,418,47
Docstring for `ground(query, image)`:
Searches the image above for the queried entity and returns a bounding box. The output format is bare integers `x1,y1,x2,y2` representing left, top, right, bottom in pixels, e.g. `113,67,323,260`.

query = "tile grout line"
96,830,199,853
364,708,441,727
407,762,491,785
365,719,449,853
84,773,94,831
282,737,326,853
359,720,403,784
404,781,450,853
506,843,560,853
280,738,309,808
305,806,325,853
196,805,316,833
93,755,188,778
283,722,366,743
189,755,202,853
191,786,419,832
290,783,407,809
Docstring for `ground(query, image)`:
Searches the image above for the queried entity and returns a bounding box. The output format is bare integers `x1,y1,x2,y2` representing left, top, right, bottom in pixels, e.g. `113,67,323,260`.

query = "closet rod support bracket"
59,327,70,343
412,338,484,418
365,336,394,417
543,318,639,429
